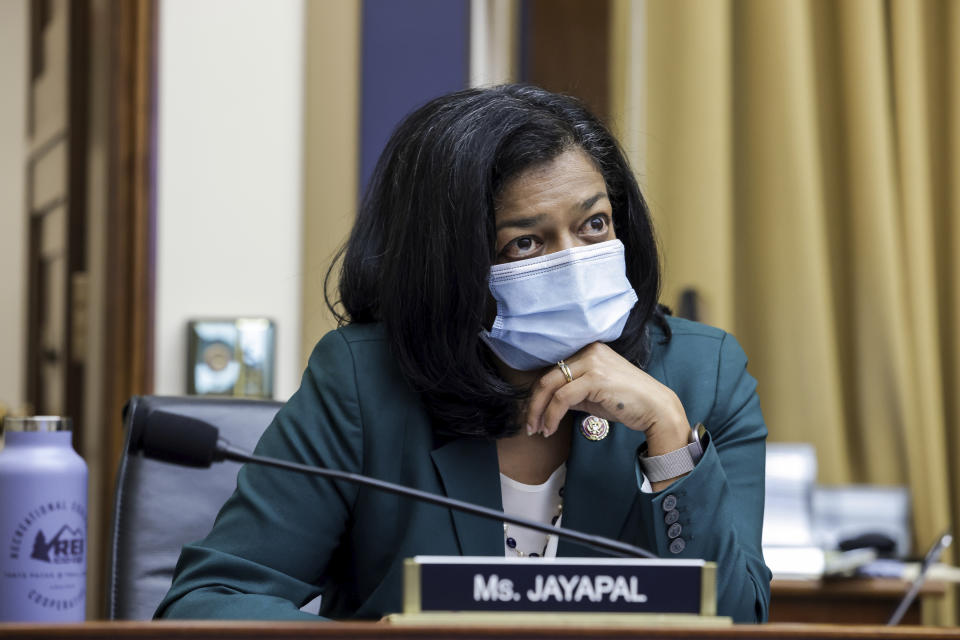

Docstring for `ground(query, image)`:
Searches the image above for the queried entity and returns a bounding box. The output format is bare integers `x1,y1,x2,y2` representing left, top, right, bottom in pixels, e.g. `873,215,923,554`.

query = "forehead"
495,148,607,216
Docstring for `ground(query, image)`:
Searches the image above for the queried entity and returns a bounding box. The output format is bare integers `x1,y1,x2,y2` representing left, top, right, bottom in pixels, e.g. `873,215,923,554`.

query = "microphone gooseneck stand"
214,440,658,560
886,531,953,626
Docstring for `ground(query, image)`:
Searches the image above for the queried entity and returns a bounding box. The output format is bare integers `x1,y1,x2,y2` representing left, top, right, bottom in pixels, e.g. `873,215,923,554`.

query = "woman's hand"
523,342,690,457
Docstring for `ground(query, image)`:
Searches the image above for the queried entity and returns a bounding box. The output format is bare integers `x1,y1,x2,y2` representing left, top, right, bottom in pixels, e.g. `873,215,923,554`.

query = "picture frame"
186,318,276,398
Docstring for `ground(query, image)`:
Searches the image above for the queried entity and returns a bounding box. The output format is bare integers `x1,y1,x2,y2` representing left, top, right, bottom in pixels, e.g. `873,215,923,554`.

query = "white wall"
0,0,28,411
155,0,305,400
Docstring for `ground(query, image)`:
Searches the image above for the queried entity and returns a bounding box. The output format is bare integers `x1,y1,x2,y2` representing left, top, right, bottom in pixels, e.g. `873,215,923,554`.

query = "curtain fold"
947,0,960,562
640,0,959,624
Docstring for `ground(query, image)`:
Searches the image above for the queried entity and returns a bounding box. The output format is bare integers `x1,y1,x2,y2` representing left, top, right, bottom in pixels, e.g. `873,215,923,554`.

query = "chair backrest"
106,395,281,620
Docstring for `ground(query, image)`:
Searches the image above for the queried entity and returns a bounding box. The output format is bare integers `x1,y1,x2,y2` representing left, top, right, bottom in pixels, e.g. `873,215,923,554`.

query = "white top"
498,444,671,559
500,464,566,558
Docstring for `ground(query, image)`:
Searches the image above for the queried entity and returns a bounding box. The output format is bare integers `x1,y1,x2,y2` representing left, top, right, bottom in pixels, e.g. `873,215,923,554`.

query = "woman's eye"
581,214,610,236
501,236,542,259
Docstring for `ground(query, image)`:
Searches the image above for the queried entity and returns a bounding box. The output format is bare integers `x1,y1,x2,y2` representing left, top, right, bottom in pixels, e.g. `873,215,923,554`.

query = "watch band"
638,424,705,483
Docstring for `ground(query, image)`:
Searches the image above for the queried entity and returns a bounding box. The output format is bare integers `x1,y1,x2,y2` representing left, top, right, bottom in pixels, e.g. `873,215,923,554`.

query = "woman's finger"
524,358,584,433
540,374,595,438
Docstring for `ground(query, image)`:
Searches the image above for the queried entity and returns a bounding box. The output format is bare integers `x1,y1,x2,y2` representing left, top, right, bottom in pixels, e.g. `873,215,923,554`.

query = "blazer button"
667,523,682,539
669,538,686,554
662,494,678,511
664,509,680,525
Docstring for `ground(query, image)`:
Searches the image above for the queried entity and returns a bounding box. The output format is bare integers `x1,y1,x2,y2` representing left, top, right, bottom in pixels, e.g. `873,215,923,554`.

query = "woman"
157,85,771,622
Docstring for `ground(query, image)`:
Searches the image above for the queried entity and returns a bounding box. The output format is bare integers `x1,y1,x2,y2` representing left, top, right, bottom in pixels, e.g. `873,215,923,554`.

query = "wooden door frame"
102,0,157,496
22,0,158,617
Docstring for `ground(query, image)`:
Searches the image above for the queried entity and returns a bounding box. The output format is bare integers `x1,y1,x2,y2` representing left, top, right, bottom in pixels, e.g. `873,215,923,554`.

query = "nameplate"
403,556,716,615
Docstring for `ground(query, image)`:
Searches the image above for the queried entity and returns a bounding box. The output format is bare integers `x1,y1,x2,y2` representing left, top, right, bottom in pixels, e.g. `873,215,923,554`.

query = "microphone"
129,410,658,560
887,531,953,625
129,410,222,467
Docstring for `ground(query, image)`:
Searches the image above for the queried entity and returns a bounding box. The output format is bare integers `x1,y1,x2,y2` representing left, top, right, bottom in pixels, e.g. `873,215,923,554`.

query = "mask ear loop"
482,291,499,333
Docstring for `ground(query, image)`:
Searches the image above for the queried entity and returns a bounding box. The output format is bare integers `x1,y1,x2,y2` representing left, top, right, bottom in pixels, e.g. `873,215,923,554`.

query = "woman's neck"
497,413,572,484
492,359,573,484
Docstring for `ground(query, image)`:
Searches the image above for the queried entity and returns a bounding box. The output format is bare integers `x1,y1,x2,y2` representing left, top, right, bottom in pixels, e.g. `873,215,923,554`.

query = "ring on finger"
557,360,574,383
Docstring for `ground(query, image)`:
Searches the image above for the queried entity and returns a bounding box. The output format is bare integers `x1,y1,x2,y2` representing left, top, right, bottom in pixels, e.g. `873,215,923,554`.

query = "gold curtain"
636,0,960,624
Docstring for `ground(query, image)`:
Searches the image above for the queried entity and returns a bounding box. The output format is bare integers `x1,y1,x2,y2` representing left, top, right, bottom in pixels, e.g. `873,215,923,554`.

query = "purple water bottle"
0,416,88,622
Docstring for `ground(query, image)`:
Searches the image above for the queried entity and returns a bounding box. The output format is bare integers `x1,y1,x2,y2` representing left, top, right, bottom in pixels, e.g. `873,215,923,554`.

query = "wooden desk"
4,621,960,640
770,579,948,625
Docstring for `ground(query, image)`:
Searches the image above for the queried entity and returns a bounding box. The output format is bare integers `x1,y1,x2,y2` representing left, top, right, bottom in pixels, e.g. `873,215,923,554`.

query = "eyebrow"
580,192,608,210
495,213,547,231
495,192,610,232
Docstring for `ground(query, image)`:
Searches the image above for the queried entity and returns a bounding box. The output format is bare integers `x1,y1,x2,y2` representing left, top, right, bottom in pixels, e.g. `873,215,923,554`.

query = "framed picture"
186,318,276,398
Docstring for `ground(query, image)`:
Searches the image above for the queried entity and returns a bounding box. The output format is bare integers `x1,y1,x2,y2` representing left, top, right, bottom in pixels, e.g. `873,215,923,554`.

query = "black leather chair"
106,395,282,620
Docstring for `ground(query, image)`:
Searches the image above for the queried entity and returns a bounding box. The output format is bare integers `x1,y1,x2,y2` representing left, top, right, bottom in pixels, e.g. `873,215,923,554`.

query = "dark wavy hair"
326,84,670,438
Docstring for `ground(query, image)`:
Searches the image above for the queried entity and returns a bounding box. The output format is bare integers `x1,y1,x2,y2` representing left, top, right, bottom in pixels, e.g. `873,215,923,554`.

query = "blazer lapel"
430,437,504,557
557,414,647,557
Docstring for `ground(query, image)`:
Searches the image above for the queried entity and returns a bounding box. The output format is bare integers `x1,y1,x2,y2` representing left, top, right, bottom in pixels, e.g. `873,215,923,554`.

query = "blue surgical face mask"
480,239,639,371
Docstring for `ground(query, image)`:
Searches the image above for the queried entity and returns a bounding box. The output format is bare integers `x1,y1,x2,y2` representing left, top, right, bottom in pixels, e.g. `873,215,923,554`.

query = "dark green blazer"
157,317,771,622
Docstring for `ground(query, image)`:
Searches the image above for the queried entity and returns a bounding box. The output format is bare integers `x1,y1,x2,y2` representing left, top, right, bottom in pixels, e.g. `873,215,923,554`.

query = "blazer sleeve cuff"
633,428,725,557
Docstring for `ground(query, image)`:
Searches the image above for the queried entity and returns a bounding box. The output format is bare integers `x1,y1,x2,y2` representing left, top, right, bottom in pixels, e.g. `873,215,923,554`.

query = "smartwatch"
638,423,706,483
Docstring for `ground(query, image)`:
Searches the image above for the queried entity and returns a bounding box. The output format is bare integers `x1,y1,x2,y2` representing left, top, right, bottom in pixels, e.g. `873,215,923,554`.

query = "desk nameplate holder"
389,556,731,627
